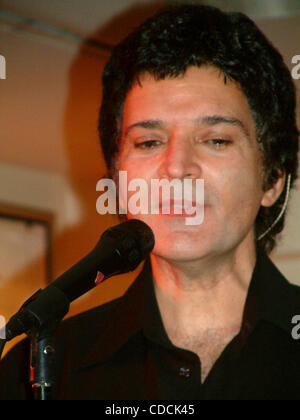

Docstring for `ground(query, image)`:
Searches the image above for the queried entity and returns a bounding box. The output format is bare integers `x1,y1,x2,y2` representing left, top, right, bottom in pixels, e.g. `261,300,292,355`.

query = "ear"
261,171,286,208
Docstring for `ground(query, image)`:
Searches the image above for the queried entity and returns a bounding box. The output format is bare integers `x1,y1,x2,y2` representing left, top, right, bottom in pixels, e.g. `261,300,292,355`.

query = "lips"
158,199,201,216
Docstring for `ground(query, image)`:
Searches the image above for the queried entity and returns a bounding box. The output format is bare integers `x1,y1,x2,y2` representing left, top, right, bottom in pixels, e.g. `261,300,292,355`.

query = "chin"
151,237,208,261
127,214,224,260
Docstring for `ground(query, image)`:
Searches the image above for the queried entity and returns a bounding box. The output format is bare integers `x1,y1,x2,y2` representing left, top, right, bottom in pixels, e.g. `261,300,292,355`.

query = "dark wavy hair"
99,4,299,254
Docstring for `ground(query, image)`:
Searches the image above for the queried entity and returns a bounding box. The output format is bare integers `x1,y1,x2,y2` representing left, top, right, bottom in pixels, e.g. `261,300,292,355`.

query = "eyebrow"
197,115,251,142
124,119,164,137
124,115,251,141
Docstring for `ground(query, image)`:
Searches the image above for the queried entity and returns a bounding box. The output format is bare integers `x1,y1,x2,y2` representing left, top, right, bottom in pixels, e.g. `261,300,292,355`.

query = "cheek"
118,152,160,186
117,158,156,214
213,161,264,214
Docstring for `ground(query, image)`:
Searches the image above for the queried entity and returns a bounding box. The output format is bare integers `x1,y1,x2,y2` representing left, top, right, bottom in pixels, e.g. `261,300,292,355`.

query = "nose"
157,133,201,180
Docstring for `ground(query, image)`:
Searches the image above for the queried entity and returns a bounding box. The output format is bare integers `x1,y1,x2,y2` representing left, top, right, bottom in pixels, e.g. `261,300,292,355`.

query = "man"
1,4,299,400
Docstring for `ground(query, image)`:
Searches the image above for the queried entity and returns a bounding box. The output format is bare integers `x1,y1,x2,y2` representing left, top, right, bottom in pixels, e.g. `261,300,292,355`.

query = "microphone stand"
4,287,70,400
29,323,58,401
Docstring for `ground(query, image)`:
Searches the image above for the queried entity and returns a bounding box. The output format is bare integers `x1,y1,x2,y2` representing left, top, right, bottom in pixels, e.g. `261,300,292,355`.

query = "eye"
206,139,232,149
134,140,162,150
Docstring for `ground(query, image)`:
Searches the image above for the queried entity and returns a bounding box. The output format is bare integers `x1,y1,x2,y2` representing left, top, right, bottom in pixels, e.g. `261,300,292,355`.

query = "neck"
151,239,257,335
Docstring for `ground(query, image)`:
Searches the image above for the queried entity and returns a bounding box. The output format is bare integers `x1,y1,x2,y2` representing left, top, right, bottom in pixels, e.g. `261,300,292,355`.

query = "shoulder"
266,257,300,335
252,249,300,338
53,296,125,358
59,296,122,332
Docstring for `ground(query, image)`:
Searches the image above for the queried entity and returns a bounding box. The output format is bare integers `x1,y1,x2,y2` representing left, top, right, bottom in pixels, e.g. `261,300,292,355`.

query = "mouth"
158,199,203,217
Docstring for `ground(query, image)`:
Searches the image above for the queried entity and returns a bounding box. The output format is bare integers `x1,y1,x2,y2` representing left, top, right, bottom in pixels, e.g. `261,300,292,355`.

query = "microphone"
3,219,155,342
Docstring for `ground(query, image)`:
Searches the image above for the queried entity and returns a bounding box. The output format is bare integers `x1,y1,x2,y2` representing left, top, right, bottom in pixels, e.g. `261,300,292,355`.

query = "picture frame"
0,203,53,286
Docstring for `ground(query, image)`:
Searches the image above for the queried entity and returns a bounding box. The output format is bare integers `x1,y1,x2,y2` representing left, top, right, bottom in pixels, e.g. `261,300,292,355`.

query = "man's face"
117,65,267,262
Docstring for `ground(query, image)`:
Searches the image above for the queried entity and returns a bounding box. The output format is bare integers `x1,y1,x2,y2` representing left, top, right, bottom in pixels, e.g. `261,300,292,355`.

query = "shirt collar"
75,247,299,370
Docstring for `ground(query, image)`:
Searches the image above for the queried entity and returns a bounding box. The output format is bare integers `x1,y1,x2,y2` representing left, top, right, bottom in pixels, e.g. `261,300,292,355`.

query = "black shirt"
1,247,300,400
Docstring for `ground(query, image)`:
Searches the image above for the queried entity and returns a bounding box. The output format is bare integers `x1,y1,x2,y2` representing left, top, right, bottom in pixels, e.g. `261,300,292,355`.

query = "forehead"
121,65,256,138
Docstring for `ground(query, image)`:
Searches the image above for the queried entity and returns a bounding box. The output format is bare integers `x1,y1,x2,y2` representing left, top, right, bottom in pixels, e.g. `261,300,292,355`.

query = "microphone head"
118,219,155,256
100,219,155,271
